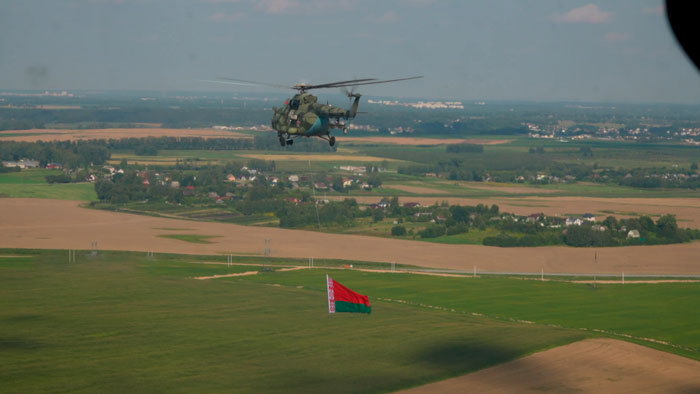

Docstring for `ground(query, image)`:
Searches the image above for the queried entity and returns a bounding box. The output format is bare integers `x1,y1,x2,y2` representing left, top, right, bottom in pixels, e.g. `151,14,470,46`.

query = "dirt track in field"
2,198,700,275
332,195,700,228
0,128,251,142
396,338,700,394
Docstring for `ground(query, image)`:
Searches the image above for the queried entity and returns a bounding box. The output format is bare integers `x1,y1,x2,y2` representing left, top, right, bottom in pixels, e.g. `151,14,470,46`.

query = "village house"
565,217,583,226
525,213,546,223
2,159,40,169
339,166,366,174
377,199,391,209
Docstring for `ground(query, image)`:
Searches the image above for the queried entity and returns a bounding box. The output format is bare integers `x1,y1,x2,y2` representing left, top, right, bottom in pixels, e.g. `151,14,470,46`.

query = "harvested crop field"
0,128,251,142
2,198,700,275
397,338,700,394
340,136,512,145
335,195,700,228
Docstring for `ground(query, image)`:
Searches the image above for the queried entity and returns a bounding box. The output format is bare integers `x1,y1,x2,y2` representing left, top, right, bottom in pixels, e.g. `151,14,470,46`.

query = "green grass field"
0,169,97,201
237,269,700,358
1,250,585,393
3,249,700,393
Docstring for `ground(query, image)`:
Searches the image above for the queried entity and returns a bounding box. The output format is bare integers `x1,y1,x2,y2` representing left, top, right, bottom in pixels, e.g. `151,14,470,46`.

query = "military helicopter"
206,76,422,147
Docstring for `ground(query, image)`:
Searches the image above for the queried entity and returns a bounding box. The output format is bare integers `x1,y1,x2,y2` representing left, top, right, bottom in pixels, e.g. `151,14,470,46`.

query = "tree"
390,196,401,216
639,216,655,232
449,205,469,223
367,174,382,188
656,215,678,240
602,216,618,231
372,209,385,223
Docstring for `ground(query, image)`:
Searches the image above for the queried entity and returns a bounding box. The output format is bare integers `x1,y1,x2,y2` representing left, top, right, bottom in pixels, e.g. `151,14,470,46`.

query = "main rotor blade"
207,77,292,90
301,78,376,90
327,76,424,89
301,76,423,90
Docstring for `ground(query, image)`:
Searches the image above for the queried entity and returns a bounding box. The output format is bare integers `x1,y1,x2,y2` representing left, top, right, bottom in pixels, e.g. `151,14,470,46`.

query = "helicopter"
205,76,422,147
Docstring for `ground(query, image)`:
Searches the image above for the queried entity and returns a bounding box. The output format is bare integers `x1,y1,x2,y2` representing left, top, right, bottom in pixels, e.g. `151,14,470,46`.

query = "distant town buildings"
367,99,464,109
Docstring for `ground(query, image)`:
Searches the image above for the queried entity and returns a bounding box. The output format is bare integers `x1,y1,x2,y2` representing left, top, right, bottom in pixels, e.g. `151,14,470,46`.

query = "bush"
46,174,72,184
482,234,519,247
419,225,446,238
391,225,407,236
446,223,469,235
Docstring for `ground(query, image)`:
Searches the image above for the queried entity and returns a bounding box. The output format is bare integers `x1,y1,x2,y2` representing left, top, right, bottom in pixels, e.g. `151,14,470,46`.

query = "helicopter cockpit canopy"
290,94,318,110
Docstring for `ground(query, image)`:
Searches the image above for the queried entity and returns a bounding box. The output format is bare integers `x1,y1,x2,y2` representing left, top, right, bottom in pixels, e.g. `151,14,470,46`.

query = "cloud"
209,11,247,22
255,0,299,14
400,0,436,6
642,5,664,15
370,10,398,24
604,32,630,43
252,0,355,15
553,4,613,24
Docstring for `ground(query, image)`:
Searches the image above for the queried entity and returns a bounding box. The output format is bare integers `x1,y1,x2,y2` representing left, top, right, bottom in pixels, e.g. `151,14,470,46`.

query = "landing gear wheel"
329,136,336,147
279,136,286,147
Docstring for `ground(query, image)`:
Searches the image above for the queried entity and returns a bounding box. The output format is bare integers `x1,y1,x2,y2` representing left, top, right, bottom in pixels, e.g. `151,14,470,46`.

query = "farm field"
0,250,585,393
399,338,700,394
3,249,700,393
0,169,97,201
2,198,700,276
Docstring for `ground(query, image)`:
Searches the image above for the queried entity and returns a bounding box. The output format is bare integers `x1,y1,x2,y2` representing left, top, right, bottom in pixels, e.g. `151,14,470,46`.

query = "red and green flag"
326,275,371,314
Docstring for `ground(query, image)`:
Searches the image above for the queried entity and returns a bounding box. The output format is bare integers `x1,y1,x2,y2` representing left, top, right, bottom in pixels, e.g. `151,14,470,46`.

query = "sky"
2,0,700,103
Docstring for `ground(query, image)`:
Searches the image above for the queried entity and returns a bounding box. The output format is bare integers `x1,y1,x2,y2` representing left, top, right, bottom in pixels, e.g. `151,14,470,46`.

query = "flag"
326,275,371,314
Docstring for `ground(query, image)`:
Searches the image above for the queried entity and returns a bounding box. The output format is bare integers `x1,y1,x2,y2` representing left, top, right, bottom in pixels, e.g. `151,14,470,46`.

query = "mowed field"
0,128,252,142
2,198,700,275
3,250,700,393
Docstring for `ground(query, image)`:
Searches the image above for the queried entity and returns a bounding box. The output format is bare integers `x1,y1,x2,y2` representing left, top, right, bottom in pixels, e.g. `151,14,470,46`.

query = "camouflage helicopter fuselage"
203,76,421,147
271,92,360,146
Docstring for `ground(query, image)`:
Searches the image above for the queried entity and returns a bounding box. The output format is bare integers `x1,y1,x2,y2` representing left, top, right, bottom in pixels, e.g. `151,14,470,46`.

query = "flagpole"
326,274,333,316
